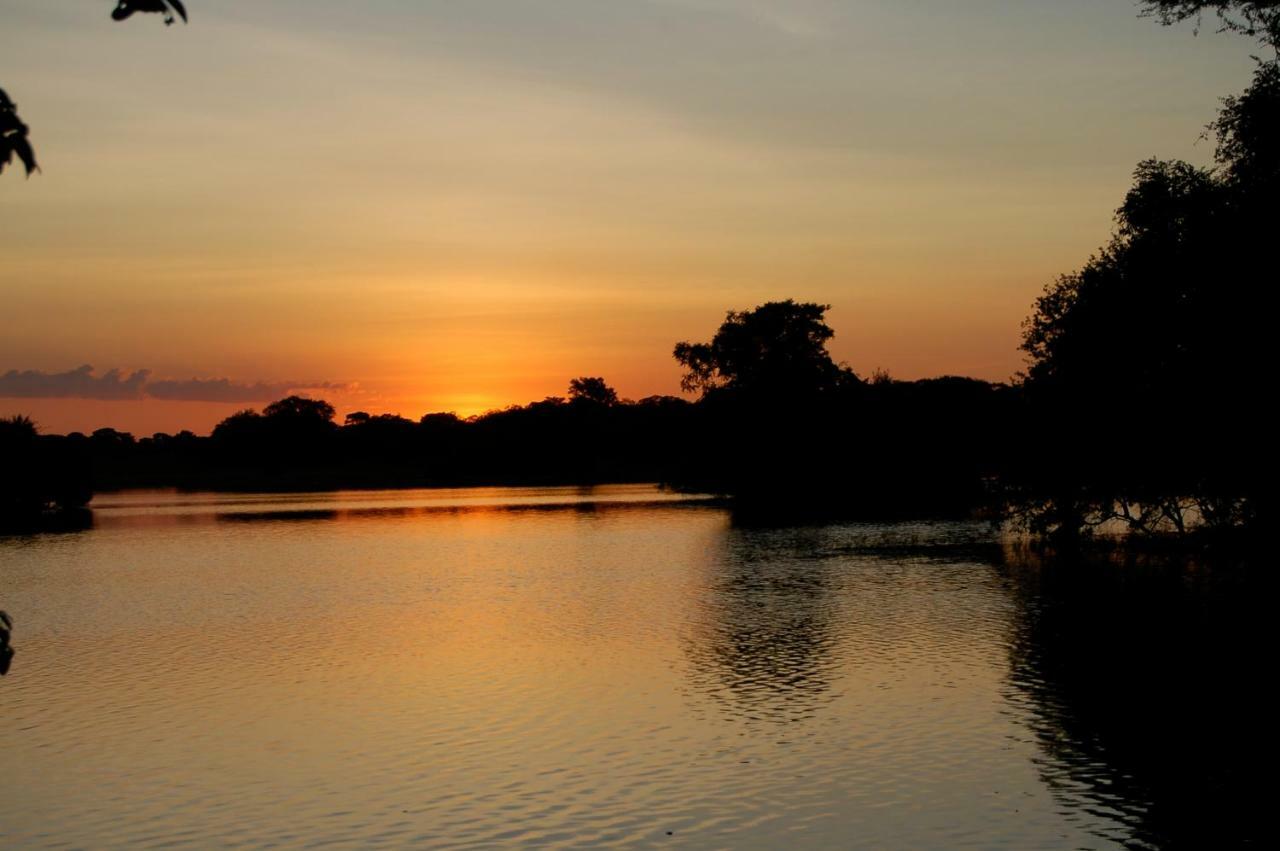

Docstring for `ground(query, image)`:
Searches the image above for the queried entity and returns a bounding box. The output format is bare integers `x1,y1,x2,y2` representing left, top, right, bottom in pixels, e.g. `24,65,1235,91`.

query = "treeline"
30,371,1015,524
78,390,700,493
0,416,92,526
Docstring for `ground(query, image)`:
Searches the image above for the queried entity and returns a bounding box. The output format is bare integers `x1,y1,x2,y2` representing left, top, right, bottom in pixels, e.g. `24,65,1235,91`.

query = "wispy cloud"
0,366,347,403
146,376,349,403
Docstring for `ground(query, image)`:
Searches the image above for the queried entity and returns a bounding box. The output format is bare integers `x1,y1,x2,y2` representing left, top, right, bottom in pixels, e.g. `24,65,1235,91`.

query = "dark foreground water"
0,486,1265,849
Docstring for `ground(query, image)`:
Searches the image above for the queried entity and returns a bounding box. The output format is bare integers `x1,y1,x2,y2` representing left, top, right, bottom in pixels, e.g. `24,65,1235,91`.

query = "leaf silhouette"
0,88,39,178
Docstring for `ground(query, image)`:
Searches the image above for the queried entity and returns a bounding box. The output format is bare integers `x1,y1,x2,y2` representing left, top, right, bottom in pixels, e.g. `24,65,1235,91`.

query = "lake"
0,485,1263,849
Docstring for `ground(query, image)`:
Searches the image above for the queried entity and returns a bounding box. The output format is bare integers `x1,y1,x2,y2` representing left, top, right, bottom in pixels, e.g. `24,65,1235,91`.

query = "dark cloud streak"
0,365,149,400
0,366,346,403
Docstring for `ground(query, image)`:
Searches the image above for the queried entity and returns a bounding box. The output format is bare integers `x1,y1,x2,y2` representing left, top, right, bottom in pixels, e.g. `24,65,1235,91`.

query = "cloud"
147,377,349,403
0,366,348,403
0,365,150,400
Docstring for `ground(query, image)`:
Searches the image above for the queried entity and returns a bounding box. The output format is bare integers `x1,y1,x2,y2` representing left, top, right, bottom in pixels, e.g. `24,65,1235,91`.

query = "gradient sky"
0,1,1258,434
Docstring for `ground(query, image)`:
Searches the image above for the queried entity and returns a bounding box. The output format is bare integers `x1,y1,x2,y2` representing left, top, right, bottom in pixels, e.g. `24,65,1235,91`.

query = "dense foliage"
0,415,91,527
673,300,857,399
1012,61,1275,540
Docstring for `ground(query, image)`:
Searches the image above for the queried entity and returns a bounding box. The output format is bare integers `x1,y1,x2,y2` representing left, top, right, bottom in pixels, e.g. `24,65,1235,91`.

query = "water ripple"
2,486,1259,848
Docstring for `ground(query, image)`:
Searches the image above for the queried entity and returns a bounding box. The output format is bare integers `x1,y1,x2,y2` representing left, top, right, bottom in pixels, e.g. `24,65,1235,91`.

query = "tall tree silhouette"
1014,61,1275,538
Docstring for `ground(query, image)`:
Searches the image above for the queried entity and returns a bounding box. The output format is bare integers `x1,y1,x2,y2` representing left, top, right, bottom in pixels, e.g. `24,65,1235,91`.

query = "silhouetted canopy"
1141,1,1280,47
567,377,619,407
1014,59,1274,537
1022,60,1276,401
263,396,336,423
673,300,857,397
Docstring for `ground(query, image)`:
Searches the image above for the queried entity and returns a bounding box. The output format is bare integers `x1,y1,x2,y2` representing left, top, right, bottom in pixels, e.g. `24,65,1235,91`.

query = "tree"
1014,61,1274,539
1021,160,1219,395
1141,1,1280,49
211,398,339,475
1211,60,1280,189
211,408,262,442
263,396,336,423
567,376,618,406
1,415,91,524
0,414,37,443
673,300,857,398
1022,62,1275,402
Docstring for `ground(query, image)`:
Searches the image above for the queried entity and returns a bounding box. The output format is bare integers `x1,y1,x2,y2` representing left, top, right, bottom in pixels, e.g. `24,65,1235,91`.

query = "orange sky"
0,2,1258,434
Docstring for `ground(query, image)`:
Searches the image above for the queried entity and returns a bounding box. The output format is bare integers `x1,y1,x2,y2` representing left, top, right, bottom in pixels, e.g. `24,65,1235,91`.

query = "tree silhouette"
1212,60,1280,187
1014,59,1275,538
1,415,92,526
673,300,857,398
567,376,619,407
263,395,336,424
1141,1,1280,48
1023,63,1275,398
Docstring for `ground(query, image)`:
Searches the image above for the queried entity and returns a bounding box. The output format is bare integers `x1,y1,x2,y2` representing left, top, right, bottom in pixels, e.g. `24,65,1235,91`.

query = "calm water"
0,485,1263,849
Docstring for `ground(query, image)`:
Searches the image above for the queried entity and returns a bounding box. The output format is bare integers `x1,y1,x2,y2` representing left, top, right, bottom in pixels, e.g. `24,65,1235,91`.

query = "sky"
0,1,1259,435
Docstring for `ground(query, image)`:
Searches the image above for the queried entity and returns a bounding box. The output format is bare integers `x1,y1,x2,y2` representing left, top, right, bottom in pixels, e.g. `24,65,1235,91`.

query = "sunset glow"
1,1,1255,433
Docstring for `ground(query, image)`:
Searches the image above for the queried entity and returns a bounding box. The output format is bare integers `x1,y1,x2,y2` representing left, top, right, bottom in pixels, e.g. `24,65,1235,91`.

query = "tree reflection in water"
682,519,1267,848
683,524,843,726
1001,549,1268,850
682,519,1004,729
